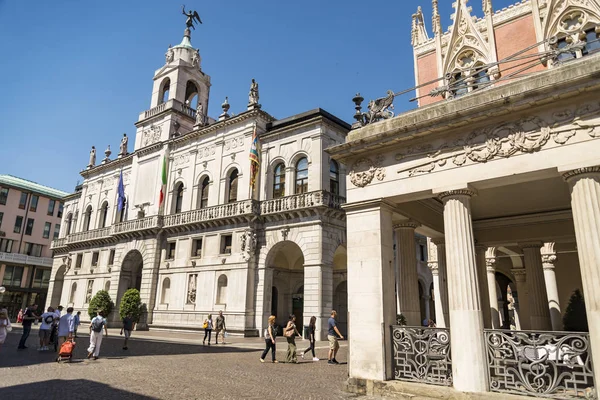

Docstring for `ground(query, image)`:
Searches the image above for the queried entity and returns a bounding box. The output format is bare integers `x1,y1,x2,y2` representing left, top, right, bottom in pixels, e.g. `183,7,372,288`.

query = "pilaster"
438,189,487,393
520,242,551,331
476,245,492,329
562,166,600,387
540,242,562,331
304,263,333,341
394,221,421,326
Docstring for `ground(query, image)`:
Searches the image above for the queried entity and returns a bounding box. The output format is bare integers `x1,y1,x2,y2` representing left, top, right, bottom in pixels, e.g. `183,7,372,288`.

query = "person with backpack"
202,314,213,345
38,306,56,351
18,304,39,350
260,315,278,363
300,316,319,361
87,310,108,360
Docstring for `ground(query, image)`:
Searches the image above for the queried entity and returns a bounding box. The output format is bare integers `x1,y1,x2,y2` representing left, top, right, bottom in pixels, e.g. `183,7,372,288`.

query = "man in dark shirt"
120,313,136,350
18,304,39,349
327,310,344,365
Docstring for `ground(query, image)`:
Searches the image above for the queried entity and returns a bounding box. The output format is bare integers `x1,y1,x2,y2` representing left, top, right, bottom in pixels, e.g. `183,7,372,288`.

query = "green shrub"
119,288,142,321
88,290,114,320
563,289,588,332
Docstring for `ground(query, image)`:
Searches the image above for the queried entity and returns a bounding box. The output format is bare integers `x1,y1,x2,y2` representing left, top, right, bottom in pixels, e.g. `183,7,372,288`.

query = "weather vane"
182,5,202,30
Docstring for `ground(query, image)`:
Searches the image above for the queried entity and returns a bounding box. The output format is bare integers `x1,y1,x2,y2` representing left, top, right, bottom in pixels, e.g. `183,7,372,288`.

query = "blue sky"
0,0,518,192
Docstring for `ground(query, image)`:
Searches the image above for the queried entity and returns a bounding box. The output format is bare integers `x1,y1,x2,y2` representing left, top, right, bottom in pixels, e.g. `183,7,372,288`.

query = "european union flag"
117,170,126,212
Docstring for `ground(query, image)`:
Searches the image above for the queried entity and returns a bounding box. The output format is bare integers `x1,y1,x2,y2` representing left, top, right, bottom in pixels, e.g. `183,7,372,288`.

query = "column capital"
561,166,600,182
428,261,439,275
511,268,527,282
393,220,420,230
437,188,476,201
431,238,445,247
485,247,497,271
540,242,557,269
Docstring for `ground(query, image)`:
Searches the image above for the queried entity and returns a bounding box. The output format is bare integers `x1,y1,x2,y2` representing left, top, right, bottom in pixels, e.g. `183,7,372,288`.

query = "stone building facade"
330,0,600,398
47,25,350,339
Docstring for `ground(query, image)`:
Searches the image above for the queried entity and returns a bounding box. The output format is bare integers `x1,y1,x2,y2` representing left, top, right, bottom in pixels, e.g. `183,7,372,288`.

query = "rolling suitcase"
57,338,75,362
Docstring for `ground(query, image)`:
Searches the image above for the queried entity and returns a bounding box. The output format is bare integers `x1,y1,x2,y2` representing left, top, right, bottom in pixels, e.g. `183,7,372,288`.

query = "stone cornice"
474,209,572,230
519,241,543,249
327,56,600,164
80,153,134,179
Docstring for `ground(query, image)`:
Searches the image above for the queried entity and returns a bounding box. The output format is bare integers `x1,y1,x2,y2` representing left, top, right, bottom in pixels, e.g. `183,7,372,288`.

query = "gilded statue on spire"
182,5,202,30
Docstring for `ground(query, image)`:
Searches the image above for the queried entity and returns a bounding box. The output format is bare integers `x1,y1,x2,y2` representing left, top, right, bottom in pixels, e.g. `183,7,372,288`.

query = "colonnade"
346,166,600,392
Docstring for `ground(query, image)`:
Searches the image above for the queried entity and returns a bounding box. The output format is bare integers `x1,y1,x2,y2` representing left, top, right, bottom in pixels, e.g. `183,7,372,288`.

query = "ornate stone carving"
198,145,216,159
165,45,174,64
119,133,128,157
349,156,386,188
248,79,260,108
281,227,290,241
438,189,476,201
241,228,257,261
142,125,162,147
192,49,200,68
173,153,190,167
541,242,557,268
187,274,198,304
224,137,244,151
88,146,96,169
102,145,111,164
485,247,497,272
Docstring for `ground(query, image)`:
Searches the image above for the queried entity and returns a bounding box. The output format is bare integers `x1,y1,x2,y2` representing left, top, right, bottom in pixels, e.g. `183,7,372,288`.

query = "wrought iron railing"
484,329,595,399
391,326,452,386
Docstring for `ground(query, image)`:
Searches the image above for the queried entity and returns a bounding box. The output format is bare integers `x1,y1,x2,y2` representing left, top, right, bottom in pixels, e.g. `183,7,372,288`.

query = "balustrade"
67,226,112,244
50,237,67,249
144,102,167,119
484,329,595,398
163,200,256,227
113,215,162,234
261,190,345,215
391,326,452,386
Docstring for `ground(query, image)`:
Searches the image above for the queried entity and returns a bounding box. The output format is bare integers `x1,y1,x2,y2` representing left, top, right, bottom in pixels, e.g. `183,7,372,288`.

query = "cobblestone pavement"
0,328,378,400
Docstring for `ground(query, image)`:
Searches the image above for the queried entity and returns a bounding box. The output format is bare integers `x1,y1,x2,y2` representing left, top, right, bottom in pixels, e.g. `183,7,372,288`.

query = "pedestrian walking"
0,308,11,353
214,310,226,344
57,307,75,350
38,306,56,351
18,304,39,350
73,311,81,338
87,310,108,360
203,314,213,345
301,316,319,361
327,310,344,365
284,314,301,363
121,313,136,350
17,309,23,323
260,315,278,363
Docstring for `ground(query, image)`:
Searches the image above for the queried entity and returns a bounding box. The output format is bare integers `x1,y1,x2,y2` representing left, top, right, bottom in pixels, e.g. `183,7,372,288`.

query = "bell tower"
134,16,211,151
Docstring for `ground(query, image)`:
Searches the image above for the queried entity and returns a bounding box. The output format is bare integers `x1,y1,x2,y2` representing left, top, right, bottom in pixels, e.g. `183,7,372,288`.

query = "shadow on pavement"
1,379,156,400
0,330,258,369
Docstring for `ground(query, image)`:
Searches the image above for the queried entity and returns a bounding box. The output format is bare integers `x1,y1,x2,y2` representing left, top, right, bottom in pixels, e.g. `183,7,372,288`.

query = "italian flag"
159,156,167,207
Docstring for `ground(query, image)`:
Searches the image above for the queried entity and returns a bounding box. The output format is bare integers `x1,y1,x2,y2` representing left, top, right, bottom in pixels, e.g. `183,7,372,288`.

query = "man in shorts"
121,313,135,350
38,307,56,351
214,310,226,344
327,310,344,365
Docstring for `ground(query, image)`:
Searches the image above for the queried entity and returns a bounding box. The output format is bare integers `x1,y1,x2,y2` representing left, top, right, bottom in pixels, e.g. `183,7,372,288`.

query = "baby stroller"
57,338,76,363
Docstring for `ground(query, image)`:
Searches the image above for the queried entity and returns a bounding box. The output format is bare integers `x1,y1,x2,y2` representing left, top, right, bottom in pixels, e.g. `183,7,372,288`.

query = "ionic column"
521,242,551,331
563,166,600,386
439,189,487,392
511,268,530,330
540,242,562,331
345,200,396,381
476,245,492,329
394,222,421,326
427,239,449,328
485,247,501,329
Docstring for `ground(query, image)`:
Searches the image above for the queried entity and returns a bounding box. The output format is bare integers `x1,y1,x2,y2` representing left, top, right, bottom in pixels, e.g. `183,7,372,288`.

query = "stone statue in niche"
88,146,96,168
195,103,206,126
248,79,260,107
119,133,128,156
187,274,197,303
192,49,200,68
241,228,257,260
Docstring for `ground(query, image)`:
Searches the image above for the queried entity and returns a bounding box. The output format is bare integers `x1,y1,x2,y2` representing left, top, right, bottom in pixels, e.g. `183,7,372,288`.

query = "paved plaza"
0,327,375,400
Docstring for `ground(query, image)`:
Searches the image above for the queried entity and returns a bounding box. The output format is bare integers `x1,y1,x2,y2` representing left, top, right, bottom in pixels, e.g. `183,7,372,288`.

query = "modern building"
329,0,600,398
47,21,350,339
0,175,68,320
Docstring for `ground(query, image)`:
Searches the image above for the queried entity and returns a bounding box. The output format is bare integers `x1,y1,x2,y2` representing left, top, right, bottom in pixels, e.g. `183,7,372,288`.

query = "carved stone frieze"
173,153,191,167
399,102,600,177
349,156,386,188
224,137,244,151
142,125,162,147
197,145,216,159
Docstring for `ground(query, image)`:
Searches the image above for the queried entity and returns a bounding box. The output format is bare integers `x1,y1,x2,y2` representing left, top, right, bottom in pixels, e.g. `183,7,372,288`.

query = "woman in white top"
203,314,214,345
0,308,12,352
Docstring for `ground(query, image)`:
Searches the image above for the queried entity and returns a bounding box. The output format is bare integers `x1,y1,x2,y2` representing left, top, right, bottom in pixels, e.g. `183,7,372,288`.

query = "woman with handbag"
260,315,278,363
203,314,213,345
284,314,301,363
0,308,13,353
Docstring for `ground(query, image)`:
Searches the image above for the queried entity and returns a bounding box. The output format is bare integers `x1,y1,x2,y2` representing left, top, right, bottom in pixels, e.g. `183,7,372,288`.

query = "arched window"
161,277,171,304
228,169,238,203
273,163,285,198
329,160,340,196
198,177,209,209
216,275,228,304
83,206,93,231
295,157,308,194
65,213,73,236
583,28,600,56
471,64,490,91
99,202,109,228
185,81,199,109
105,280,111,292
69,282,77,304
173,183,184,214
160,78,170,104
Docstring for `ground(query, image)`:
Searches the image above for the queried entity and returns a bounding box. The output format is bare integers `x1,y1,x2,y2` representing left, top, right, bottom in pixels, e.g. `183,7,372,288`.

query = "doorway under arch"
266,241,305,326
117,250,143,308
334,281,348,336
50,265,66,307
